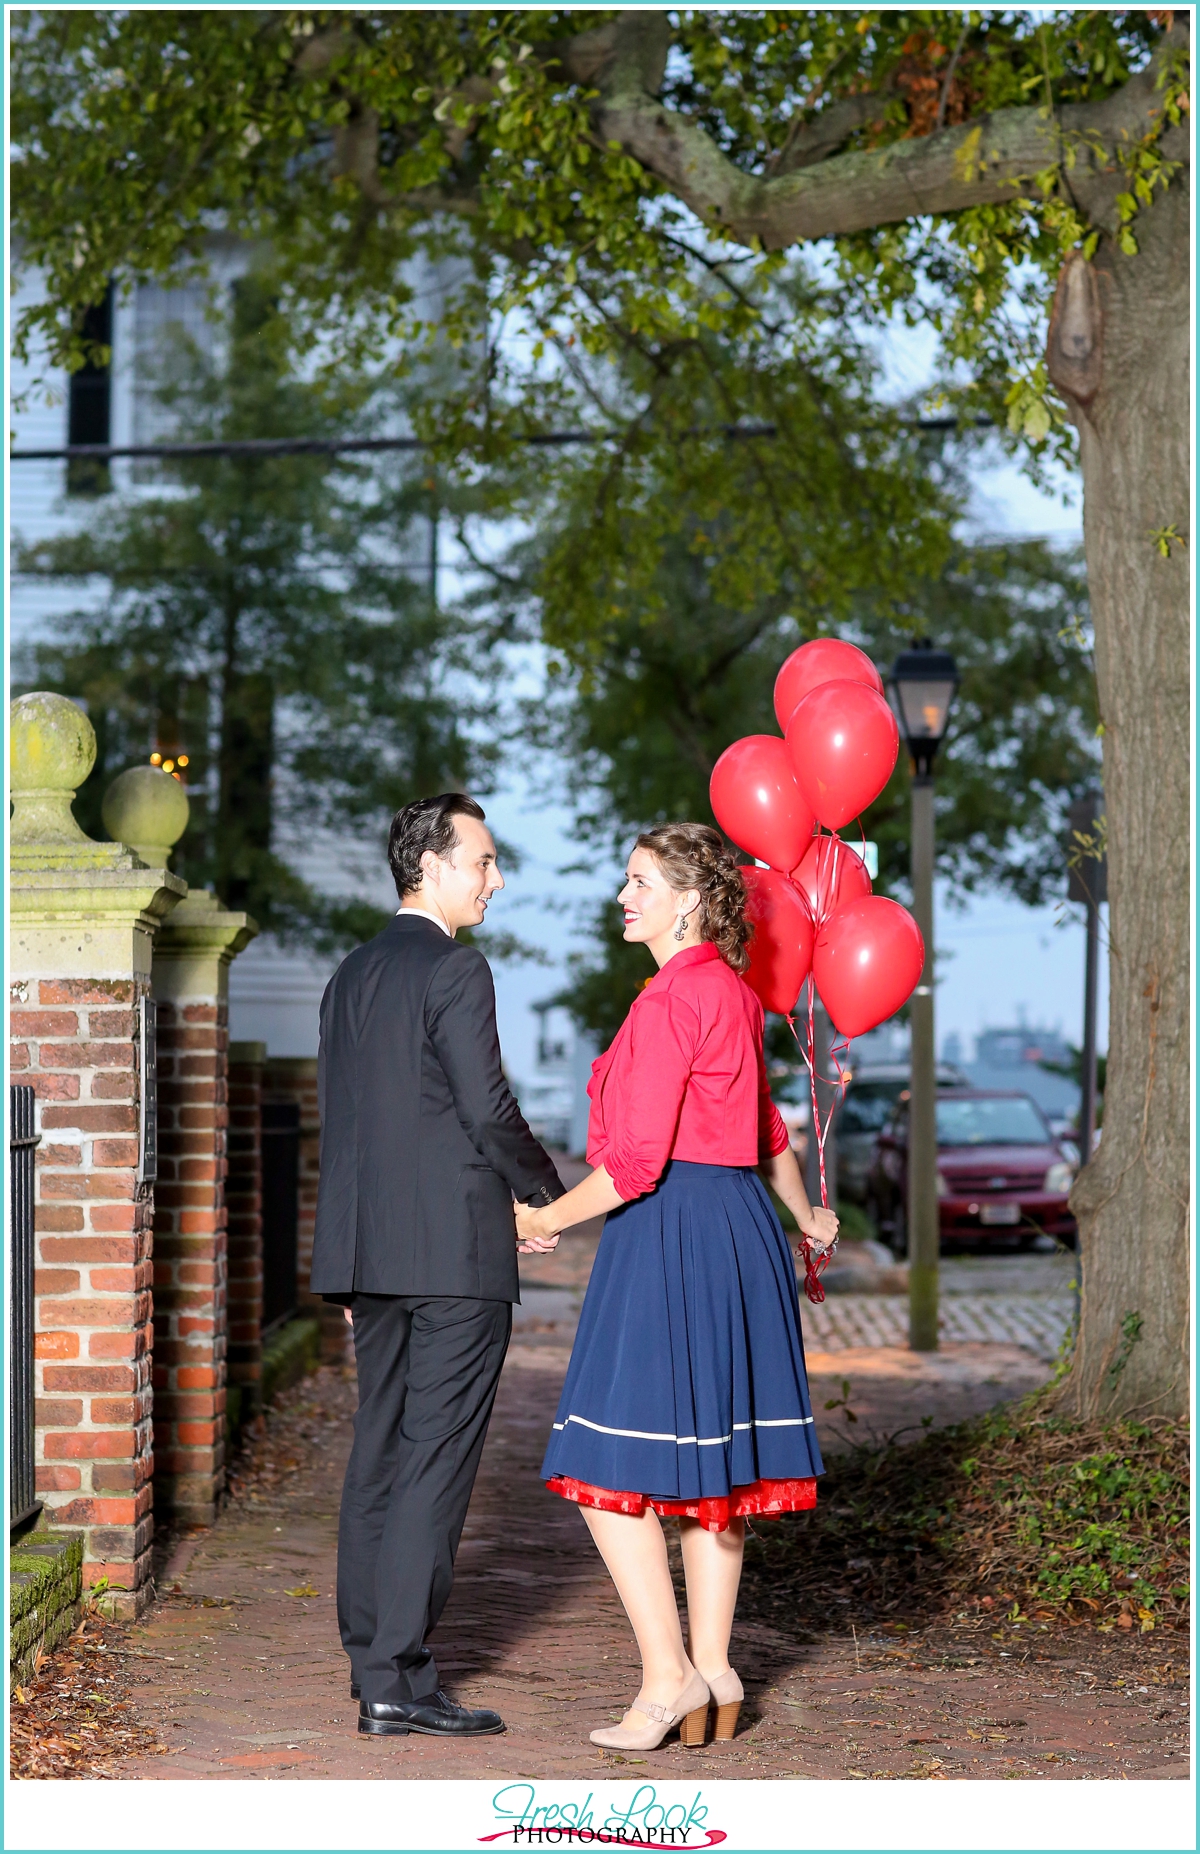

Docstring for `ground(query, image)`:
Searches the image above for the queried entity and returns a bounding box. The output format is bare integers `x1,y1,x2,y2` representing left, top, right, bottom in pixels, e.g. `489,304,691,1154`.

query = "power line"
8,416,991,464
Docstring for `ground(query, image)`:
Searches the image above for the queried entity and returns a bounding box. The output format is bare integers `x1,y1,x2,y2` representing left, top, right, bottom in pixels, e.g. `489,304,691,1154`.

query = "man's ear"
420,848,442,888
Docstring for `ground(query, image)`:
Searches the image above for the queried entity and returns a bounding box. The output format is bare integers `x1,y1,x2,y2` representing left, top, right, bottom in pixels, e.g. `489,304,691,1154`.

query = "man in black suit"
311,793,565,1738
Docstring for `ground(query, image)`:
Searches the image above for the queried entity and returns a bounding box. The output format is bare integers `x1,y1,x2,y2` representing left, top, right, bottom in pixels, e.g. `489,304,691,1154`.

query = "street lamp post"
887,640,959,1353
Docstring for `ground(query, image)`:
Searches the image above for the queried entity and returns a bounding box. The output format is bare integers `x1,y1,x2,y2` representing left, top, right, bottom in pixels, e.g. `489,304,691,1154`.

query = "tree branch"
936,18,972,133
769,91,894,177
587,15,1190,248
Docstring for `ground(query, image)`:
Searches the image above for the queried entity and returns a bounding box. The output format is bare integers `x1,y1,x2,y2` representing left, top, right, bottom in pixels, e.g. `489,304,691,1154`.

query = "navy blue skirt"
540,1161,824,1501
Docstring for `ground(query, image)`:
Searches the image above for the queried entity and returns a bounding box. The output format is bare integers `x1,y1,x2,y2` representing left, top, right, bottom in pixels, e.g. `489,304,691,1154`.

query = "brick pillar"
150,892,257,1528
262,1057,345,1357
226,1042,266,1420
9,694,185,1618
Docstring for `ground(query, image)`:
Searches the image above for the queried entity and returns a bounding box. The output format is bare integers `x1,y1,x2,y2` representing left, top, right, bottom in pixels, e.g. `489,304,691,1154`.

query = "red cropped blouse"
586,942,791,1202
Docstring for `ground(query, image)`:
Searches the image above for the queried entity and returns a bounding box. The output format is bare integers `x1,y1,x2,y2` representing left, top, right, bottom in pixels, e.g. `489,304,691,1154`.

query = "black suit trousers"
338,1292,511,1703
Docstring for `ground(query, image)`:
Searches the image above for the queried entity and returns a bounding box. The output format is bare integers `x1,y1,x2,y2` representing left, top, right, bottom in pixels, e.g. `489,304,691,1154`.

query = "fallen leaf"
284,1584,320,1598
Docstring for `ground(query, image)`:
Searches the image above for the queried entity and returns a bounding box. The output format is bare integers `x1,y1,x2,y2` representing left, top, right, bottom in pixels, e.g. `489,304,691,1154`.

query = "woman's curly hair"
635,822,752,973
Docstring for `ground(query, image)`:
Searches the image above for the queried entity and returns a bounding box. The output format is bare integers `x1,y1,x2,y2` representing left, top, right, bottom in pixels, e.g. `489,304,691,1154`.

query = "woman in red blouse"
516,823,837,1752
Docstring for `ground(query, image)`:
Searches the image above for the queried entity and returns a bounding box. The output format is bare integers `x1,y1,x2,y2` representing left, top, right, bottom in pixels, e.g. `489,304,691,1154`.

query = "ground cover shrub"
741,1401,1189,1634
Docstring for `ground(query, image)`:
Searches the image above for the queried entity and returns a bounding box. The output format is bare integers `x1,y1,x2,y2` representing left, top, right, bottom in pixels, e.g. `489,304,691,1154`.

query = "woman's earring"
674,914,688,942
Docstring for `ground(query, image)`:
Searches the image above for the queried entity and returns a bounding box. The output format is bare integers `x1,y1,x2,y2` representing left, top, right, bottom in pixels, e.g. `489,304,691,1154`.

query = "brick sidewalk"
107,1331,1188,1782
803,1292,1075,1363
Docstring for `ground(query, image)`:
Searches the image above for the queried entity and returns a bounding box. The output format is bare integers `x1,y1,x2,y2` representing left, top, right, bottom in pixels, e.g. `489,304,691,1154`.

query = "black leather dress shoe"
358,1690,505,1737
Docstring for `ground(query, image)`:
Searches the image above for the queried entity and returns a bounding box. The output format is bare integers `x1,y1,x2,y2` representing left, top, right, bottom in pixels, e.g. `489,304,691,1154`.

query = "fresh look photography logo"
479,1784,727,1848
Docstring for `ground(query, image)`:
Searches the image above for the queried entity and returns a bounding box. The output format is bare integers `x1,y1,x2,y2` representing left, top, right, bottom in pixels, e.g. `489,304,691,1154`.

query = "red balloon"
774,639,883,732
741,868,815,1016
791,833,873,928
786,679,899,831
812,896,925,1039
710,735,817,872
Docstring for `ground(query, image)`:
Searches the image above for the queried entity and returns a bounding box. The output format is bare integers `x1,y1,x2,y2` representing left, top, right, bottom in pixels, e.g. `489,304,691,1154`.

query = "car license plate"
980,1202,1020,1226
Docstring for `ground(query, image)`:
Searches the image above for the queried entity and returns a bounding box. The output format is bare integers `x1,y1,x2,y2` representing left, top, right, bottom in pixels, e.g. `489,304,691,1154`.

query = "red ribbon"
787,839,858,1304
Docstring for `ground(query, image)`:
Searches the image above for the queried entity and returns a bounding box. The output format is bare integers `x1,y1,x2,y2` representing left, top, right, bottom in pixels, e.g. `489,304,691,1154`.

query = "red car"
866,1088,1078,1255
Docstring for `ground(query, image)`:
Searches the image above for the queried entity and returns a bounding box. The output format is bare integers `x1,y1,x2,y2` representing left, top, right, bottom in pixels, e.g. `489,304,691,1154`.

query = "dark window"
67,283,113,496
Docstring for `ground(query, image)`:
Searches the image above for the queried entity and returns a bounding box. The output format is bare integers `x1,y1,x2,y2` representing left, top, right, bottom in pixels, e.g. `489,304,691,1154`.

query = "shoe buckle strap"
636,1700,676,1725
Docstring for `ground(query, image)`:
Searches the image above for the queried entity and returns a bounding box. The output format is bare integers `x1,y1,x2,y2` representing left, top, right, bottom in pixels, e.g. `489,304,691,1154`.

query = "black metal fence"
260,1101,300,1333
10,1085,41,1540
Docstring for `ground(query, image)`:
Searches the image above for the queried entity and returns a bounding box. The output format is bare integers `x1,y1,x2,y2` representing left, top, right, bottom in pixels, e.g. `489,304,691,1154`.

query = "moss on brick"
9,1530,84,1683
261,1318,321,1408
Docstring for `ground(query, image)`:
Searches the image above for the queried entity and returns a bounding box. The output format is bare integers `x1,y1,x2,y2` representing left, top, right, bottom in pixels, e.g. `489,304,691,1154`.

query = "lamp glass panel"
896,678,954,741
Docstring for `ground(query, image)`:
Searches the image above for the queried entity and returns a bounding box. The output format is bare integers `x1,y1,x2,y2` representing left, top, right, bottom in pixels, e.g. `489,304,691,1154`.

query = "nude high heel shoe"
589,1671,711,1750
706,1669,743,1742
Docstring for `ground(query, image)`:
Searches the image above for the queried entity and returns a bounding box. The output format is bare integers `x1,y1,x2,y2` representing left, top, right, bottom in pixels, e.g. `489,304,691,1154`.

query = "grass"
740,1397,1190,1635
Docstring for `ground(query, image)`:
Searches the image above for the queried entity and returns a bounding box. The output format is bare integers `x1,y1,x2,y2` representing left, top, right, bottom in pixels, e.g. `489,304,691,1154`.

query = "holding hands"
515,1200,560,1254
514,1164,627,1257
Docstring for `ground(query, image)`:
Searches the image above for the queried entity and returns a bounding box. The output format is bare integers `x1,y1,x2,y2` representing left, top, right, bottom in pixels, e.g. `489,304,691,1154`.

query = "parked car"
836,1063,969,1203
768,1060,969,1201
865,1088,1078,1255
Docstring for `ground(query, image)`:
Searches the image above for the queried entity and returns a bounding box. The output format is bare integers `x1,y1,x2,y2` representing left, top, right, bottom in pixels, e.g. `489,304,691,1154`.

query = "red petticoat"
546,1473,817,1534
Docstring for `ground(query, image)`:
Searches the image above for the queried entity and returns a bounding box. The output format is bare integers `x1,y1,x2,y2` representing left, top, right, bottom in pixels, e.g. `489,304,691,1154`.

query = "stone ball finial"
9,692,97,846
102,765,191,868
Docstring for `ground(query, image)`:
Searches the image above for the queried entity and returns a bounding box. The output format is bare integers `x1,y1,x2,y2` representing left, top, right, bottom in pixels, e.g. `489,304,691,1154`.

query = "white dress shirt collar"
396,905,453,937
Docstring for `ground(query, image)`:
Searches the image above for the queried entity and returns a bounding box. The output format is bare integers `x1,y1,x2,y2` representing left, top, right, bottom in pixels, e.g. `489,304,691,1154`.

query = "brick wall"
226,1043,265,1418
11,977,155,1617
150,995,229,1527
262,1057,345,1360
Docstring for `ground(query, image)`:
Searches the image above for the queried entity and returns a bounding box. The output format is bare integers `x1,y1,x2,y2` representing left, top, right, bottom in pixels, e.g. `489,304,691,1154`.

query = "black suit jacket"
309,914,565,1302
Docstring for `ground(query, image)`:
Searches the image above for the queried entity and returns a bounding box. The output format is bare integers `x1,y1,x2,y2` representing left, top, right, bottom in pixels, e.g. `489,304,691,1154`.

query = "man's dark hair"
388,793,487,898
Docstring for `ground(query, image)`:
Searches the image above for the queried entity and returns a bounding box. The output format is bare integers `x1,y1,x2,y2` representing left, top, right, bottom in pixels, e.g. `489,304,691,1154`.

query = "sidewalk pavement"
103,1231,1186,1782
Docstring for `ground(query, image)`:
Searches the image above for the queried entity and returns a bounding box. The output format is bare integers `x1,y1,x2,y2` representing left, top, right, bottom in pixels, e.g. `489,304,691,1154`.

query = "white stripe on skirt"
551,1413,814,1446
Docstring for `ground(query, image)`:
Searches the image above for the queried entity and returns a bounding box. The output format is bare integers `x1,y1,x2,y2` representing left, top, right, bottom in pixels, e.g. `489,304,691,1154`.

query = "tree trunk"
1057,175,1191,1420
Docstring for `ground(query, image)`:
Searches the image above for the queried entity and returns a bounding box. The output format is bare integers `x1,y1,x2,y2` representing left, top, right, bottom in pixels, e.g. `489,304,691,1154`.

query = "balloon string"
786,824,864,1305
785,979,852,1306
807,976,826,1210
813,828,837,936
811,822,871,935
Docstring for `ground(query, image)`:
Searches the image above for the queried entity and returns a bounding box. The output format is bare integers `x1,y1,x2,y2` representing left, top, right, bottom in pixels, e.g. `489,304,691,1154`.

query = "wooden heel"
680,1703,710,1747
712,1700,741,1742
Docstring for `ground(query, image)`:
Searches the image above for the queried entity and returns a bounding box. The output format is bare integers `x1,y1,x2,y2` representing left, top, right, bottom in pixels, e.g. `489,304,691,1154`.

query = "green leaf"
1023,400,1052,443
